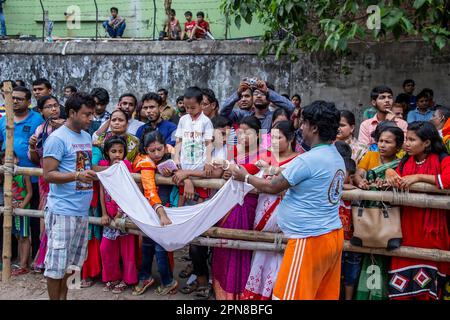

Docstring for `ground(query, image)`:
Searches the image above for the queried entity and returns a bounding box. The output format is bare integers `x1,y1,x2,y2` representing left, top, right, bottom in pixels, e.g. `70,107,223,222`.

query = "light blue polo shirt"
0,110,44,183
277,144,345,238
407,108,433,123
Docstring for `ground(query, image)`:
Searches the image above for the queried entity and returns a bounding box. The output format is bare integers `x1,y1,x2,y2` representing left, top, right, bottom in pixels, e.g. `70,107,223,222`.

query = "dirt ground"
0,246,203,300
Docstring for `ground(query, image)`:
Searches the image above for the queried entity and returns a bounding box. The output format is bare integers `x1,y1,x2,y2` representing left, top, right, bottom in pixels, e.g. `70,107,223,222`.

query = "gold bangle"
75,171,80,181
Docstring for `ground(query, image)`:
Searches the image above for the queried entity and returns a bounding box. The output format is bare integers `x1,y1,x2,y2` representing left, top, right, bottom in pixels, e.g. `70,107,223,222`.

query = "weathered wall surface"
0,40,448,124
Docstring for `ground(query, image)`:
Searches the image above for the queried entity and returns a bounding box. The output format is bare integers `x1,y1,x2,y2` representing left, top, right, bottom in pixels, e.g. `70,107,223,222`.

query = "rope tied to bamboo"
274,233,283,252
2,165,14,176
115,217,127,233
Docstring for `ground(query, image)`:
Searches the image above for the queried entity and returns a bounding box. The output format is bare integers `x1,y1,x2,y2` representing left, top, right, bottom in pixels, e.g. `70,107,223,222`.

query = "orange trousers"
273,228,344,300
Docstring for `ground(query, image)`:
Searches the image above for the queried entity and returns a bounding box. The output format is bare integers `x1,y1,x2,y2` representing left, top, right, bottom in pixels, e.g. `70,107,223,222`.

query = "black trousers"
30,182,40,259
189,244,209,279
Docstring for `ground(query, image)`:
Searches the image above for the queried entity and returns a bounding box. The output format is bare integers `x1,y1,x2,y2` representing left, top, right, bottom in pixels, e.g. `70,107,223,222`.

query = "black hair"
65,92,95,115
13,86,32,101
407,121,447,155
37,95,59,110
1,80,17,89
119,93,137,106
184,86,203,103
272,120,296,150
32,78,52,90
416,90,430,101
176,95,184,103
403,79,415,87
15,80,25,87
110,7,118,13
103,135,128,161
370,85,393,101
141,92,162,105
212,116,232,129
421,88,434,98
344,157,356,175
334,141,352,159
170,9,176,15
435,105,450,122
301,100,341,142
157,88,168,96
110,108,130,122
202,88,219,108
185,11,192,17
90,87,109,105
340,110,356,126
196,11,205,18
64,85,77,93
291,94,301,101
140,130,167,154
272,108,290,125
374,123,405,148
239,115,261,132
395,93,411,104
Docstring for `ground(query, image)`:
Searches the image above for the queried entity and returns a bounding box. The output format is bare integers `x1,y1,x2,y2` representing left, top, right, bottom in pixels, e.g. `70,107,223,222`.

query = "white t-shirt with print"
175,113,213,171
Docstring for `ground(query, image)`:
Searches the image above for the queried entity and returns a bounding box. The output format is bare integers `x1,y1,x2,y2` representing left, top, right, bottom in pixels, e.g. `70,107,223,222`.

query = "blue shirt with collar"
406,108,433,123
136,119,177,146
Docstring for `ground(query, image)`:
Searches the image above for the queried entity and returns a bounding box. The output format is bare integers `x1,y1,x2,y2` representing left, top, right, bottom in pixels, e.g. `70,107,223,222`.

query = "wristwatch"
245,174,250,184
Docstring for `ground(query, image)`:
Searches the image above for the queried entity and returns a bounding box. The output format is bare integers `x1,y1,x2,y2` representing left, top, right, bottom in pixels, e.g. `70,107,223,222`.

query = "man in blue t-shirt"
0,86,44,260
135,92,177,146
232,100,345,300
43,92,97,300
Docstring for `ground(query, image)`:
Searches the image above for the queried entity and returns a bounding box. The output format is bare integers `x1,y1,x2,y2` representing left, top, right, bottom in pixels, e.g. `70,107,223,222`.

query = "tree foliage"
220,0,450,59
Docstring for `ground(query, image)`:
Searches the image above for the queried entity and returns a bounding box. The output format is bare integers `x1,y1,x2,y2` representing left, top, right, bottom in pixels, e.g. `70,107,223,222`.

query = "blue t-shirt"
0,110,44,183
407,108,433,123
136,120,177,146
44,125,93,216
277,144,345,238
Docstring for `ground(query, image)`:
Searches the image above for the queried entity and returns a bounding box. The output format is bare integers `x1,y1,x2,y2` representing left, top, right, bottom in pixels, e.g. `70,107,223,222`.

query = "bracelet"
29,146,36,152
245,174,250,184
223,160,230,171
153,204,163,212
74,171,80,181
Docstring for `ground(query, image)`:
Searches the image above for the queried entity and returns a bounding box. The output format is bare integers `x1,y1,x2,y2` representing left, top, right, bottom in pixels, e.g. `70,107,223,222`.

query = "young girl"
99,136,138,294
336,110,368,164
353,123,405,300
386,121,450,300
132,131,178,296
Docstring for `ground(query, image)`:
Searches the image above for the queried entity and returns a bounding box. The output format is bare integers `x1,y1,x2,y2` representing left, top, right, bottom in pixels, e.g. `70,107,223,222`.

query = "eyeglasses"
253,91,265,97
43,103,60,110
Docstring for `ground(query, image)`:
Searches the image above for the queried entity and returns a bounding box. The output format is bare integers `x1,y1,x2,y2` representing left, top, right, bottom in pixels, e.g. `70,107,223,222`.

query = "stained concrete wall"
0,40,448,125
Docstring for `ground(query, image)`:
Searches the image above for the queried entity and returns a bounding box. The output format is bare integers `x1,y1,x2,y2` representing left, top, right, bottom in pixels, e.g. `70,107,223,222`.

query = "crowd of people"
0,75,449,301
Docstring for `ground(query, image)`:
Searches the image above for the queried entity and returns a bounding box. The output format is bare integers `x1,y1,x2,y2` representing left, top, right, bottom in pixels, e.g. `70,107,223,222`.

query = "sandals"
111,281,128,294
80,279,94,288
194,285,212,300
103,280,120,292
11,267,29,276
154,280,179,295
178,263,193,278
180,280,199,294
132,278,155,296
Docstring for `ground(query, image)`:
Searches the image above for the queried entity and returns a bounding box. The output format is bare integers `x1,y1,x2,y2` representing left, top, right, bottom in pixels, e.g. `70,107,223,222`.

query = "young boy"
103,7,126,38
1,151,33,276
181,11,196,40
160,9,181,40
406,91,433,123
173,86,214,206
188,11,211,42
391,103,406,120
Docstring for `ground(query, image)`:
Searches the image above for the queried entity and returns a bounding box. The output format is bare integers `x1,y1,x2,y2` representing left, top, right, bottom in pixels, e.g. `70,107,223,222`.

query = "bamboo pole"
5,207,450,262
2,81,14,282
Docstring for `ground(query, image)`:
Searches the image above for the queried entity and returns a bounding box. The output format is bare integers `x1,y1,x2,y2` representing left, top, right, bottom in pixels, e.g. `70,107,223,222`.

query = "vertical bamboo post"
2,81,14,281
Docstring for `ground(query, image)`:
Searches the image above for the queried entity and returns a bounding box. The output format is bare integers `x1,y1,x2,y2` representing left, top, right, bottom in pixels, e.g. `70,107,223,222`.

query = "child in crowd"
181,11,196,40
99,136,138,294
391,103,406,120
173,86,214,206
160,9,181,40
188,11,211,42
1,151,33,276
132,131,178,296
407,91,433,123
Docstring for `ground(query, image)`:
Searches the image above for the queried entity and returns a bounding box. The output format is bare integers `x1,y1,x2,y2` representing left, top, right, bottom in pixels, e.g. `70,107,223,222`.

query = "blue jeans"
139,237,173,286
341,251,362,286
102,21,126,38
0,13,6,36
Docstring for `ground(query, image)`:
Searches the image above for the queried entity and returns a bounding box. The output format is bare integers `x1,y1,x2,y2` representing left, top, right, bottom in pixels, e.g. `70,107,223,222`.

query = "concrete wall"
0,40,448,125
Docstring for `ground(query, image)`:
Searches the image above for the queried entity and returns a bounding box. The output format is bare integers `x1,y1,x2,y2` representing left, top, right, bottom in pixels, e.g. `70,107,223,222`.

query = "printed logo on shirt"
328,169,345,204
75,150,93,191
22,125,31,133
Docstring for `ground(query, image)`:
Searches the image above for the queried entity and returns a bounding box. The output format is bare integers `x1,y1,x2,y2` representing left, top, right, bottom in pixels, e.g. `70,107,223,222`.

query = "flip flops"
132,278,155,296
11,267,29,276
154,280,179,296
111,281,128,294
